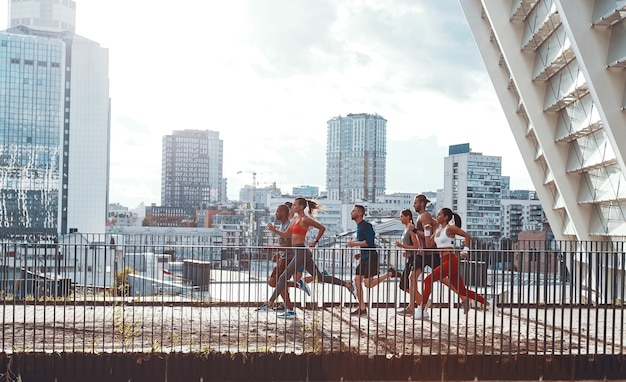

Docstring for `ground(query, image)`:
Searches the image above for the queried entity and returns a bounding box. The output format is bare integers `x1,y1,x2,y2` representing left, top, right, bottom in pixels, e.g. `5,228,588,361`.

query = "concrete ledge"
1,352,624,381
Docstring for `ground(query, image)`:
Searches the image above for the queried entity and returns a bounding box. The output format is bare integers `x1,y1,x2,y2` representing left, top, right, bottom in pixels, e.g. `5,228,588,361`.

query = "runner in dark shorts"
348,205,400,316
355,254,380,278
399,251,441,295
396,195,439,317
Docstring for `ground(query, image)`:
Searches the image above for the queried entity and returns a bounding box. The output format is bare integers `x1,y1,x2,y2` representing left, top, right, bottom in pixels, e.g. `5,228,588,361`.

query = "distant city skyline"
0,0,534,209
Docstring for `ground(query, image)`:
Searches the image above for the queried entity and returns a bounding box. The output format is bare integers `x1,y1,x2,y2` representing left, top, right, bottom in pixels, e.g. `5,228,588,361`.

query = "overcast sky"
0,0,533,208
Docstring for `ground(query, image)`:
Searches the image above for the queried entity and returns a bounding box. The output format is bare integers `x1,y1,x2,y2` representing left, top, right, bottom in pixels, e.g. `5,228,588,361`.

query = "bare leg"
408,269,423,310
268,274,296,310
362,270,393,289
354,274,366,310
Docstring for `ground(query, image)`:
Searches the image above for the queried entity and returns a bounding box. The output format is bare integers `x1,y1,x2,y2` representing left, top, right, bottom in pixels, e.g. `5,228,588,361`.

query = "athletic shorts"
413,252,440,270
399,252,441,292
399,257,414,292
355,255,380,277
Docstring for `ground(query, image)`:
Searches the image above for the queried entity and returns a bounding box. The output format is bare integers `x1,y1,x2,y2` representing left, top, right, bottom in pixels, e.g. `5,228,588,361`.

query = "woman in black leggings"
259,197,357,318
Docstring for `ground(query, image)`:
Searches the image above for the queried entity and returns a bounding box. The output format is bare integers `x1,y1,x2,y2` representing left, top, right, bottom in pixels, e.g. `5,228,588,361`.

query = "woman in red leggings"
414,207,498,319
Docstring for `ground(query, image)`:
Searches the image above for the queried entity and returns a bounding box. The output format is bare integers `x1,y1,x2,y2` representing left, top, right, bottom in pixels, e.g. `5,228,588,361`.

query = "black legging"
270,244,346,302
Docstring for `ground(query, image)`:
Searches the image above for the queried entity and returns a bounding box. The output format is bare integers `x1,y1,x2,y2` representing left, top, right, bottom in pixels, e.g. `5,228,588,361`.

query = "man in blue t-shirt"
347,205,399,316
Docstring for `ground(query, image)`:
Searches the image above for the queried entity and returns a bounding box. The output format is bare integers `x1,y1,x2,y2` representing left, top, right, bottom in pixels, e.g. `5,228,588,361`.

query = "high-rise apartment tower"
326,113,386,202
161,130,225,217
441,144,502,241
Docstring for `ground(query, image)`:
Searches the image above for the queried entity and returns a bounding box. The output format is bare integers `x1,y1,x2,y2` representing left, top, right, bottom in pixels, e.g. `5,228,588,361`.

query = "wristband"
462,246,469,253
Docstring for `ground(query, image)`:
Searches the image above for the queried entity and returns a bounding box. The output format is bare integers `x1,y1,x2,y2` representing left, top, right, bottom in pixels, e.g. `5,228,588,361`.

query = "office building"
326,113,386,202
460,0,626,240
292,185,319,198
441,144,502,241
161,130,225,217
0,0,110,235
9,0,76,32
239,184,281,206
144,205,187,227
501,191,545,240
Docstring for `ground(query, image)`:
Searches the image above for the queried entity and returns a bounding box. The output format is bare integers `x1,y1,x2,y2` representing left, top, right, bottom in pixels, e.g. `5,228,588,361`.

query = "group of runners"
256,195,498,319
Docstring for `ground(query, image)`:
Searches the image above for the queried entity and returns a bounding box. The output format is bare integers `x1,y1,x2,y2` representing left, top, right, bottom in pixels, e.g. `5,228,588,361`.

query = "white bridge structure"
460,0,626,302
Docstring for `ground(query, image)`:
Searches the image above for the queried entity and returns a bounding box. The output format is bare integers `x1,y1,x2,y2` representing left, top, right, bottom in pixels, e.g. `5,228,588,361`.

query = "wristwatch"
412,228,418,233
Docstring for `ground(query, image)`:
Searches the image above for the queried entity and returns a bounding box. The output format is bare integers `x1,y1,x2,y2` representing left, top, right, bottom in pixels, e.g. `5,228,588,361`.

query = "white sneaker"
414,306,429,320
488,298,499,316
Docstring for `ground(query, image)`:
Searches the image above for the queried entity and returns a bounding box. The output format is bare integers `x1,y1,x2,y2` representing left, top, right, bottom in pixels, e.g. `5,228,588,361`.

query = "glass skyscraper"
0,33,63,234
326,113,387,202
0,0,110,235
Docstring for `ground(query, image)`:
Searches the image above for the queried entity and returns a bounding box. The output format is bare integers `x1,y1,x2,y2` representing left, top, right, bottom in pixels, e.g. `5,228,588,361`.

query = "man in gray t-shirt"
266,204,312,311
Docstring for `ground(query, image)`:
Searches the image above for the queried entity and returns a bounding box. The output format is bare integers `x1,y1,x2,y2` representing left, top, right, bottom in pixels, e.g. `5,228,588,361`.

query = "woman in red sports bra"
259,197,357,316
414,207,498,319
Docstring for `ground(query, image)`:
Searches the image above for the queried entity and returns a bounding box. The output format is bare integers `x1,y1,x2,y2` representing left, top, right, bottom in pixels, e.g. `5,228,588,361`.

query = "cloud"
386,135,447,194
0,0,532,207
243,0,340,77
336,0,486,99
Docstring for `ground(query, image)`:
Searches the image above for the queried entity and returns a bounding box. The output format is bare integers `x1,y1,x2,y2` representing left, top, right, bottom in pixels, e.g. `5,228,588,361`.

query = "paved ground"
2,302,624,355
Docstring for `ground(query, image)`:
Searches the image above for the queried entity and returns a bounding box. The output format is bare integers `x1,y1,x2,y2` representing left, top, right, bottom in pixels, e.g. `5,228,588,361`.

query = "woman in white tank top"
414,208,499,319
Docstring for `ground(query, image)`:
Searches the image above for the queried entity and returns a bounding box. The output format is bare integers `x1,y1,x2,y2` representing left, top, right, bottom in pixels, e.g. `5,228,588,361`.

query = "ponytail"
452,213,462,228
441,207,462,228
306,199,323,217
294,197,324,217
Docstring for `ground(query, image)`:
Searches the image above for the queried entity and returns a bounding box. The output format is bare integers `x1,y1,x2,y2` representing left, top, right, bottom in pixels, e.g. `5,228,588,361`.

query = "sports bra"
289,216,308,236
434,225,455,248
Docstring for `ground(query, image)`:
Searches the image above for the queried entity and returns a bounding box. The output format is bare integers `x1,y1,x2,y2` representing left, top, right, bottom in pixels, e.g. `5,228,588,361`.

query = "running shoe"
348,281,358,300
255,304,269,312
277,309,296,319
296,279,311,296
387,267,401,278
396,308,414,316
413,306,429,319
350,308,367,316
272,303,286,311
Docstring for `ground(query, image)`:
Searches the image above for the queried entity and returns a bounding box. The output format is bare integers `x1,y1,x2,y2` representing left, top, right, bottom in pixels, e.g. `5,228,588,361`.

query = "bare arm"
267,223,291,239
448,225,471,254
304,217,325,245
348,239,368,247
424,222,440,248
396,236,420,250
417,212,434,239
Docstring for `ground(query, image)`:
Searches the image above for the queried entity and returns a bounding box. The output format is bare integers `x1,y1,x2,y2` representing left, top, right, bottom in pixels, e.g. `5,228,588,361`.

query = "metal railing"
0,235,624,356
